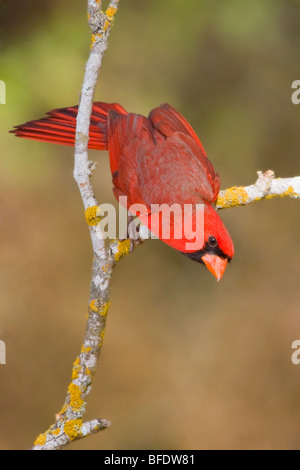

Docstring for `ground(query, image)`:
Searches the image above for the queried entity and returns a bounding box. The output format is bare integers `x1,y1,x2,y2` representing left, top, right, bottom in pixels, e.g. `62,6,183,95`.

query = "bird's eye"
208,236,218,248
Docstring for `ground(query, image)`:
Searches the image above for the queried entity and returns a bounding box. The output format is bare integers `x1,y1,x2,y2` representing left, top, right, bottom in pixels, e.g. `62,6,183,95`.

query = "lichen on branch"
216,171,300,210
32,0,120,451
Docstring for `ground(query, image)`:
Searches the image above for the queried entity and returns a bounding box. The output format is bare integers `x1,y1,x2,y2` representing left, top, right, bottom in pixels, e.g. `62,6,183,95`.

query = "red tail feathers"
11,102,128,150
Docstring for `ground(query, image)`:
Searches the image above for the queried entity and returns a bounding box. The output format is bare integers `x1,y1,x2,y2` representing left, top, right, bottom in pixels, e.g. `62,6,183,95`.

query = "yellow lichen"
34,433,47,447
217,184,298,208
89,300,110,316
100,329,105,341
85,205,101,226
260,186,297,201
284,186,297,198
103,6,118,31
100,301,110,317
90,32,103,49
114,239,131,262
81,345,92,354
64,419,83,441
265,186,297,200
90,299,99,313
101,264,110,273
90,4,118,46
52,427,61,436
98,326,106,348
72,357,81,381
68,383,84,411
103,20,110,31
216,187,249,208
106,6,118,18
90,34,96,49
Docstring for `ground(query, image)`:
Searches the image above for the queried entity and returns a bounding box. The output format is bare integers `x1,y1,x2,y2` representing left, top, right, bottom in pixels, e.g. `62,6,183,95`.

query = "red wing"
107,105,220,209
108,111,161,208
149,104,220,202
135,132,219,206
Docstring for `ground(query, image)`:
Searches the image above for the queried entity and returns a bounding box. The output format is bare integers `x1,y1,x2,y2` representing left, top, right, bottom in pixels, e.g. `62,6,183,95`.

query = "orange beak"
202,254,228,281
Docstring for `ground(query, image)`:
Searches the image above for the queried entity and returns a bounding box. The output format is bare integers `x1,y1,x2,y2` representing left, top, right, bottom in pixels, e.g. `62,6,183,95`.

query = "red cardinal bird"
11,102,234,280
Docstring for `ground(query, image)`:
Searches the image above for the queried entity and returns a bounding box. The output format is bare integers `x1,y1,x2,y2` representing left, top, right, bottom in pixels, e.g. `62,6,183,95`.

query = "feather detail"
11,102,127,150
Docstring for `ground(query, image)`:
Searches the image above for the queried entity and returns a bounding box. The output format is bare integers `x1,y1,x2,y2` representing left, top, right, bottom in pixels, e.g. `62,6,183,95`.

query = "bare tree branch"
216,171,300,210
32,0,121,451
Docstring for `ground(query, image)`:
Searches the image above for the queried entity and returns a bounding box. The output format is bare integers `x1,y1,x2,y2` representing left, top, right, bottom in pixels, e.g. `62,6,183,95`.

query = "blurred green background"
1,0,300,450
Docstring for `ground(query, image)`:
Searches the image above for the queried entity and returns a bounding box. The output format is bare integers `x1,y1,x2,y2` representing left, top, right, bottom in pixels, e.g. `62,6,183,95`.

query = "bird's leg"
127,215,144,252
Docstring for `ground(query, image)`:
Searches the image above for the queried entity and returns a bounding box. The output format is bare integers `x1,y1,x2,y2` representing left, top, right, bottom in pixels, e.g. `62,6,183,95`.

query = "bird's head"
137,202,234,281
184,204,234,281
